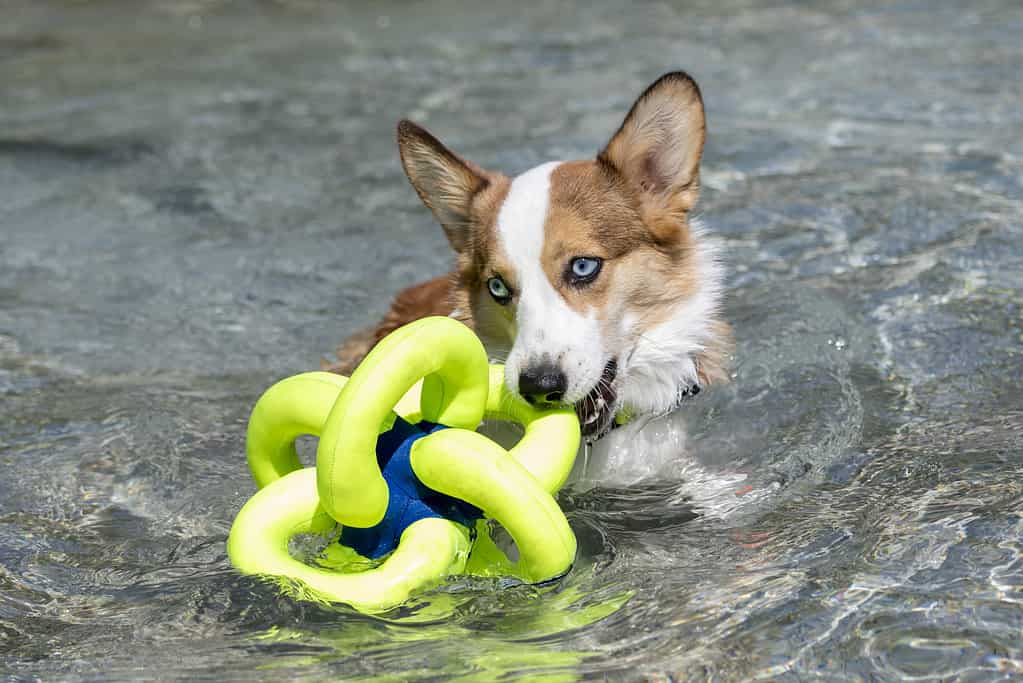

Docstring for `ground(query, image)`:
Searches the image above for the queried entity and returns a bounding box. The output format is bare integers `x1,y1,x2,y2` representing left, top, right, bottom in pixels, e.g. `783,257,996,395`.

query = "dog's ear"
599,72,706,215
397,120,489,253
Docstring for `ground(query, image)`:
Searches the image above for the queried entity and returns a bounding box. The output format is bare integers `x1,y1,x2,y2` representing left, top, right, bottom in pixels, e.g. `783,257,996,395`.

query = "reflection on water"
2,0,1022,679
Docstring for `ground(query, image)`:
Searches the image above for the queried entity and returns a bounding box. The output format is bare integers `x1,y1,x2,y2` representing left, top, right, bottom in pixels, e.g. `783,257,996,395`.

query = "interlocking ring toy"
227,316,581,613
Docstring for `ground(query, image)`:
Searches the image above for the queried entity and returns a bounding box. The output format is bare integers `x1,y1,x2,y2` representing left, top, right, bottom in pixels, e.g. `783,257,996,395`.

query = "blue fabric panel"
339,418,482,559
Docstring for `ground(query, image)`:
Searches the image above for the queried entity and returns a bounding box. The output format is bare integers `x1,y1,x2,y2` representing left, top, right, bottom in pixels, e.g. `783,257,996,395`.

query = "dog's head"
397,72,730,439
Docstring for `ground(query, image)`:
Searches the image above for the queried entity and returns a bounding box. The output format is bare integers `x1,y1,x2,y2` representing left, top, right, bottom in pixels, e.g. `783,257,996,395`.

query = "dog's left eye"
487,276,512,304
568,257,602,284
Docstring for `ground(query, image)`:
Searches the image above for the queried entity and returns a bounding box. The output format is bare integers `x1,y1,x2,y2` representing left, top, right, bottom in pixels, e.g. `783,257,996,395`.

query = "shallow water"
2,0,1022,680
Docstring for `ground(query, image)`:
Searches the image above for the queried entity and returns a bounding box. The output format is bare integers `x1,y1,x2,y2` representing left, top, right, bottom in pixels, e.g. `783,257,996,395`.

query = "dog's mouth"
576,359,618,440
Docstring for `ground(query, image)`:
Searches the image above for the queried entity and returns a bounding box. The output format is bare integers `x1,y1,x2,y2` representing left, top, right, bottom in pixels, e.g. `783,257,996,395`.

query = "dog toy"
227,316,581,613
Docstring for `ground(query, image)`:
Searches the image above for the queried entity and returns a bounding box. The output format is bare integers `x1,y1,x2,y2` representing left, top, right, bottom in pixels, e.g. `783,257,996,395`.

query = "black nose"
518,363,567,405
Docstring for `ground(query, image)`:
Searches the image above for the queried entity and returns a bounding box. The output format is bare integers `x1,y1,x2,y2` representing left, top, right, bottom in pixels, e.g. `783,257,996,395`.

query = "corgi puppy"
331,71,731,450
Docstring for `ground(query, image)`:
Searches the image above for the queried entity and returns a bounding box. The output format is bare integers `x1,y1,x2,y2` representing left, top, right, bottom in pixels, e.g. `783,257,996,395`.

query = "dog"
329,71,731,470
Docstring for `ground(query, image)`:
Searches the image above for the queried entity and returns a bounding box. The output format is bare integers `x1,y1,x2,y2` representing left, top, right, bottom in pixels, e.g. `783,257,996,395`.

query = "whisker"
496,388,517,416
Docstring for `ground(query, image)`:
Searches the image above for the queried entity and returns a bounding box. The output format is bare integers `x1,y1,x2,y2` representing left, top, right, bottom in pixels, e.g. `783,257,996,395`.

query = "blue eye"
569,257,602,284
487,276,512,303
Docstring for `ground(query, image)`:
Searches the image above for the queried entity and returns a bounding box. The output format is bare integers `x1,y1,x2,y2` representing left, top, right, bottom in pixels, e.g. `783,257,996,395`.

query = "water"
2,0,1021,679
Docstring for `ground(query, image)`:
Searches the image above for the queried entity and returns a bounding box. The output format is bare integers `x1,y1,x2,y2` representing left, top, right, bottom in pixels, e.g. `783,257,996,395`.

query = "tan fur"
593,72,731,389
397,121,490,253
450,174,514,352
694,319,733,387
541,160,698,317
331,72,731,398
599,72,705,218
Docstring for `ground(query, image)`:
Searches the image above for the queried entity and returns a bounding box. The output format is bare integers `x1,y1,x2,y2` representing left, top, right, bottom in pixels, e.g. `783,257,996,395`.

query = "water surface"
2,1,1022,680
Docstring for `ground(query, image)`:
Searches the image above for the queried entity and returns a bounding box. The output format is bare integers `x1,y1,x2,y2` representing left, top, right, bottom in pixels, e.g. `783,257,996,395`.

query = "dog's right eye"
567,256,603,286
487,276,512,304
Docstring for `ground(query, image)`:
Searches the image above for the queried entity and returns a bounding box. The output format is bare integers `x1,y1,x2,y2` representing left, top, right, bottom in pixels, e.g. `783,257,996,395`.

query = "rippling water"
2,1,1021,680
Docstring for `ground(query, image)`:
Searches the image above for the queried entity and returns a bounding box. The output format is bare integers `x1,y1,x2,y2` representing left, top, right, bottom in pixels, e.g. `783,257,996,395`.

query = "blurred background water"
2,1,1021,680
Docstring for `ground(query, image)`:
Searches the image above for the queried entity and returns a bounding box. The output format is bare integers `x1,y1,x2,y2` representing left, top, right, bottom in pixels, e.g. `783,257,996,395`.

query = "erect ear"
397,119,489,253
598,71,706,214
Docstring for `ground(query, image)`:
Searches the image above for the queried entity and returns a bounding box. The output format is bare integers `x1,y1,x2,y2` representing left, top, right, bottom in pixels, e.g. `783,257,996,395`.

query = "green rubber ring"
228,316,581,610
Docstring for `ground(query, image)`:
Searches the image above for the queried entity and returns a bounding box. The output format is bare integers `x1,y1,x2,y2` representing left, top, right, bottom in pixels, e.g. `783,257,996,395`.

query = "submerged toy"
227,316,581,613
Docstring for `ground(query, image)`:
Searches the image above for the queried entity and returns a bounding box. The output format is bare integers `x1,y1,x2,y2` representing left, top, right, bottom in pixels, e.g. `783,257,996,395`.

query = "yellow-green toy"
227,316,581,613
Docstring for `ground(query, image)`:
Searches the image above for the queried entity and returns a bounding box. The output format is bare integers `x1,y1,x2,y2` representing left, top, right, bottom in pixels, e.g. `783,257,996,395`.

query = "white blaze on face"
495,161,606,403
